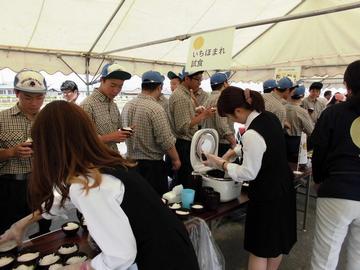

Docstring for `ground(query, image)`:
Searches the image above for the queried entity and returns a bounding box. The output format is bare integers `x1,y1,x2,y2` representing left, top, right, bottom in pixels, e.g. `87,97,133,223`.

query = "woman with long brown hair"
203,87,297,270
0,101,199,270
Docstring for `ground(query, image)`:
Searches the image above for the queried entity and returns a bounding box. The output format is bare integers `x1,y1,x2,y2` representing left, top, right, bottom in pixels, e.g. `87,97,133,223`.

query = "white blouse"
43,174,137,270
227,111,267,182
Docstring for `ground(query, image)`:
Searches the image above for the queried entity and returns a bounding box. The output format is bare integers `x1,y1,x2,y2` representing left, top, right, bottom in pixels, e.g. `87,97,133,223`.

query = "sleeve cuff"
227,163,240,182
233,145,242,157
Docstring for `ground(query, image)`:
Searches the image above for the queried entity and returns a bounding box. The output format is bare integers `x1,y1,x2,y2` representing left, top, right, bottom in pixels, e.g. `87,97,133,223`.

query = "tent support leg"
85,57,90,96
89,58,106,85
57,55,87,86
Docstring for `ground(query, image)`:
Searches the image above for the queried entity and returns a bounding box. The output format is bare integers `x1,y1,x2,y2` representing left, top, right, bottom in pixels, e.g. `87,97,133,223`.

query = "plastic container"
181,189,195,209
204,191,220,211
200,187,214,203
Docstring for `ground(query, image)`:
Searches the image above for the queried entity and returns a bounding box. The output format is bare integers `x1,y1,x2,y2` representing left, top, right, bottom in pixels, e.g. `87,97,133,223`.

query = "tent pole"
0,46,183,68
85,56,90,96
57,55,87,85
232,0,305,59
230,0,305,79
98,1,360,55
89,58,106,85
87,0,126,54
232,63,349,71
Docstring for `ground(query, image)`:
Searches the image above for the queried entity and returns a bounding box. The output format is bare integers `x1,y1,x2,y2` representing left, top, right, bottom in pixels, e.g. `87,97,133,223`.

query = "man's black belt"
0,173,29,180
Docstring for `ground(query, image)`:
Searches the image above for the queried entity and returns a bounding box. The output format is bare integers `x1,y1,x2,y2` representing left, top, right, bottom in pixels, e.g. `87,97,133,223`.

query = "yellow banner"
274,67,302,83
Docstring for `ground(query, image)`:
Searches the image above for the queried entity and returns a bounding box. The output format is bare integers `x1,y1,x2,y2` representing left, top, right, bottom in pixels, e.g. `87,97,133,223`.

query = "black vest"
101,167,199,270
247,112,294,201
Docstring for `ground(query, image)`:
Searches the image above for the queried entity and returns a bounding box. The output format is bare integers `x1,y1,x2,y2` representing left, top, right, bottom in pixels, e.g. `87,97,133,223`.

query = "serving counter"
21,164,310,257
21,193,249,258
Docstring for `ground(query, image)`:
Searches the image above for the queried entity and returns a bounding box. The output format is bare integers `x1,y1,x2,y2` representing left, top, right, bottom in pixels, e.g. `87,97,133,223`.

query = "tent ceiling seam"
88,0,126,54
187,0,217,33
0,46,184,67
231,0,305,59
101,0,217,57
26,0,46,47
102,0,136,53
99,1,360,56
156,0,217,62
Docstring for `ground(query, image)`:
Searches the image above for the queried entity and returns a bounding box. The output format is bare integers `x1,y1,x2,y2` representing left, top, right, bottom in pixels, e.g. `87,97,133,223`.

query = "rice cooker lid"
190,128,219,172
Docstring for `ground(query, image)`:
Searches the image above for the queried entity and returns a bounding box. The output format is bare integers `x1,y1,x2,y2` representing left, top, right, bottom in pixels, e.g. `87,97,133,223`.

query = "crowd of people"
0,59,359,270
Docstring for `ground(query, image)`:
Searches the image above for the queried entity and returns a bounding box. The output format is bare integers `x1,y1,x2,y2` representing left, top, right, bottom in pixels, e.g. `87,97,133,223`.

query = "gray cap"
14,69,47,93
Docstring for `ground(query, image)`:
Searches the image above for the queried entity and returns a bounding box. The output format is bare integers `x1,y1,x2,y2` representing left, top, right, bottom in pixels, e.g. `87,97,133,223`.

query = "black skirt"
244,190,297,258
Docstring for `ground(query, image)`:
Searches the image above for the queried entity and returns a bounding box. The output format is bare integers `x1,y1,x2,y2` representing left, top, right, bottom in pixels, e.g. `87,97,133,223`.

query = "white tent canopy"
231,0,360,83
0,0,359,84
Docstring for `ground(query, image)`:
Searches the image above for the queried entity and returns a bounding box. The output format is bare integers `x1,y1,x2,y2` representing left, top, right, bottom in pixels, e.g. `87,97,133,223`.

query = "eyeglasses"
191,77,202,83
62,90,74,95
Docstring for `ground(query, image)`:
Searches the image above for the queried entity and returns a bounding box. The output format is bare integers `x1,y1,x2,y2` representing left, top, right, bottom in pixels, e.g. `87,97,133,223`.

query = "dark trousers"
0,177,29,234
173,139,192,188
164,154,174,179
136,160,169,196
285,135,301,163
0,176,51,235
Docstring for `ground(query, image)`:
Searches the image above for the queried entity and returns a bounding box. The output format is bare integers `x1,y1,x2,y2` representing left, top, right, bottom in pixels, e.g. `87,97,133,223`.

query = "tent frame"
1,1,360,88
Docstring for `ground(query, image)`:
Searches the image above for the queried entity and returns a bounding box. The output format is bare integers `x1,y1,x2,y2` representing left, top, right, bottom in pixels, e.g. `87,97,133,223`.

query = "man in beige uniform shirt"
122,71,180,195
301,82,326,124
81,63,133,153
157,92,170,117
193,87,209,107
263,79,278,94
167,71,182,92
169,70,215,187
203,72,236,156
0,70,50,235
263,77,296,128
285,85,314,162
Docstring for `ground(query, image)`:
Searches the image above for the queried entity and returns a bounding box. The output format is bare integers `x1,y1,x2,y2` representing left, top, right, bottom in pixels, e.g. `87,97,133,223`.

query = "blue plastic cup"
181,189,195,209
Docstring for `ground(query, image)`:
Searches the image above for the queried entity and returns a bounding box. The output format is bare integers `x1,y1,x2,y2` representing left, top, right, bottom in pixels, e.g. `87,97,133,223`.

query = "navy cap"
210,72,228,86
309,82,323,90
142,71,165,84
277,77,297,90
263,79,277,90
292,85,305,98
101,63,131,80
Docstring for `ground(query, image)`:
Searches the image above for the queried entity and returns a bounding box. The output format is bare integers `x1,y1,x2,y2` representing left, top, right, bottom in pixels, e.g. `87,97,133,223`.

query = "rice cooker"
190,128,242,202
